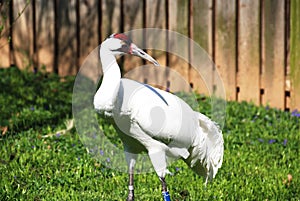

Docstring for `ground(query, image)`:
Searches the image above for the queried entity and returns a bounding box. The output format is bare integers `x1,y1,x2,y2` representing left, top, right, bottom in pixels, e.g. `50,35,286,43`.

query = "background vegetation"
0,68,299,200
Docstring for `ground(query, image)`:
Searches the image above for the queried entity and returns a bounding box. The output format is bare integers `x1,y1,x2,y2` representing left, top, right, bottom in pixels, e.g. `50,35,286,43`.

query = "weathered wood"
55,0,77,76
190,0,213,95
168,0,190,92
123,0,143,32
100,0,122,77
192,0,213,56
142,0,167,88
75,0,100,82
0,1,11,67
0,0,294,111
123,0,144,74
79,0,99,66
36,0,55,72
12,0,33,69
215,0,236,100
290,0,300,111
237,0,260,104
261,0,285,109
145,0,166,67
101,0,121,41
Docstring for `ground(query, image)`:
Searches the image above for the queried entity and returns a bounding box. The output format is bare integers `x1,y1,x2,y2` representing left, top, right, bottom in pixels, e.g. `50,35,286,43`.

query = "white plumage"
94,33,224,200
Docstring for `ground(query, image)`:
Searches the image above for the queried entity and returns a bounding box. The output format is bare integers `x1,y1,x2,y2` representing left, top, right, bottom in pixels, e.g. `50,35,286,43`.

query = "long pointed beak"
130,44,160,66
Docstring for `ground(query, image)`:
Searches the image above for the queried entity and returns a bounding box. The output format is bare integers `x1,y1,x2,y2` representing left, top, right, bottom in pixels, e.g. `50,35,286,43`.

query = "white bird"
94,33,224,201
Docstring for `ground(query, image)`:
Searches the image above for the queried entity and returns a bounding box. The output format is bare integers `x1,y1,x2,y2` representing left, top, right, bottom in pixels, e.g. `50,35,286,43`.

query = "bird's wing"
118,78,194,159
143,84,169,106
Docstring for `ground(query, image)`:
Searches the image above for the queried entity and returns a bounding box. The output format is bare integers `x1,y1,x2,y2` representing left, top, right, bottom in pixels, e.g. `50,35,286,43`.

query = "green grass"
0,68,299,200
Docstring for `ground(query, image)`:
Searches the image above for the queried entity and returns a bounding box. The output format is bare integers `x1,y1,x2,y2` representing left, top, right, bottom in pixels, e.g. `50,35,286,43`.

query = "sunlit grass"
0,68,299,200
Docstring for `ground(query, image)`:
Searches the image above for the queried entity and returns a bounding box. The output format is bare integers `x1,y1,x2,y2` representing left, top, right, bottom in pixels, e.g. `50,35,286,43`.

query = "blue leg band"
162,191,171,201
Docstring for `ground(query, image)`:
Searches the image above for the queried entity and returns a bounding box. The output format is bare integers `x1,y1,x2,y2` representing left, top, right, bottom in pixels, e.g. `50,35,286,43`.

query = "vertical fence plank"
290,0,300,111
168,0,190,92
36,0,55,72
101,0,121,41
190,0,213,95
123,0,144,73
142,0,167,88
77,0,100,82
237,0,260,104
100,0,121,78
0,2,11,68
79,0,99,66
31,0,37,70
123,0,143,32
12,0,33,69
261,0,285,109
56,0,77,76
192,0,213,56
215,0,236,100
145,0,166,67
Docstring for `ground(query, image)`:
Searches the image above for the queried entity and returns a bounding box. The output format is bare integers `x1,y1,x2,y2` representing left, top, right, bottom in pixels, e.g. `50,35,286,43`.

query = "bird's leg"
160,177,168,192
159,177,171,201
128,123,172,200
127,164,134,201
125,153,136,201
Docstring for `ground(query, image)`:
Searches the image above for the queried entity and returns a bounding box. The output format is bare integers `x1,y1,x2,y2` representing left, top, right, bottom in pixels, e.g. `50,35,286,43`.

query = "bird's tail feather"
184,112,224,183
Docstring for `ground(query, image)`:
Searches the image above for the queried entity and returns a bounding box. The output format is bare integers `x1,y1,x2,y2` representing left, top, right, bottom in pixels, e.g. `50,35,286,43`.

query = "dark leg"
160,177,168,192
160,177,171,201
126,168,134,201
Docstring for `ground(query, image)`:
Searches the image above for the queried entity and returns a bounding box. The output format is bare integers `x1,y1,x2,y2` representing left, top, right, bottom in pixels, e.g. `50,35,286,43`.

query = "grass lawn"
0,67,299,200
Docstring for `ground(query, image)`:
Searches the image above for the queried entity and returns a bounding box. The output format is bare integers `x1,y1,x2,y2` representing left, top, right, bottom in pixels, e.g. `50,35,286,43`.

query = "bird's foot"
157,168,173,178
165,169,174,176
126,195,134,201
104,111,113,117
126,190,134,201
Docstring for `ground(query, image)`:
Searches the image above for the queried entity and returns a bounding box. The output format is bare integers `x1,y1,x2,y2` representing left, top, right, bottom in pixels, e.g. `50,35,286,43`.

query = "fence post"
290,0,300,111
261,0,285,109
0,1,11,67
237,0,260,105
215,0,237,101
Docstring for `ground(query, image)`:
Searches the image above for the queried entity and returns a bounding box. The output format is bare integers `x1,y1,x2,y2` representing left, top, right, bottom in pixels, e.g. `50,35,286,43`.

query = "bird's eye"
120,44,130,53
112,44,130,53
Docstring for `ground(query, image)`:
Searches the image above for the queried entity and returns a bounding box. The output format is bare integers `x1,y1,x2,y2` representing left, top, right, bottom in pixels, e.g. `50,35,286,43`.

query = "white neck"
93,46,121,112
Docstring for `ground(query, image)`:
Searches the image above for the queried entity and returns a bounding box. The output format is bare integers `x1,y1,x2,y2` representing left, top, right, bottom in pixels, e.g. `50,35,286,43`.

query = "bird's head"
103,33,159,66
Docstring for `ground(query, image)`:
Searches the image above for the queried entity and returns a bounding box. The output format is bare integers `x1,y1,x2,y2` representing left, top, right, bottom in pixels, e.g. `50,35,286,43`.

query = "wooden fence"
0,0,299,111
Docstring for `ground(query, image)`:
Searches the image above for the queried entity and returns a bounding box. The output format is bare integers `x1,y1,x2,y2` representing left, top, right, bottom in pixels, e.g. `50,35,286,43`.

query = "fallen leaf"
0,126,8,136
287,174,292,182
